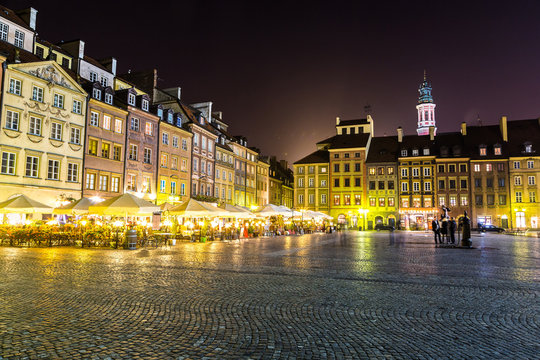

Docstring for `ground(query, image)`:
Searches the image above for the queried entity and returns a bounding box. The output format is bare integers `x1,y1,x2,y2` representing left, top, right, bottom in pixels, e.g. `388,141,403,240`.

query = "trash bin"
126,229,137,250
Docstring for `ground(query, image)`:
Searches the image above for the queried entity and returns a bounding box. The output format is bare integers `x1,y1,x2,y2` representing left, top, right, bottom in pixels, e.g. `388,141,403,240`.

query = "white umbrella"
169,198,230,217
0,194,52,214
88,193,159,216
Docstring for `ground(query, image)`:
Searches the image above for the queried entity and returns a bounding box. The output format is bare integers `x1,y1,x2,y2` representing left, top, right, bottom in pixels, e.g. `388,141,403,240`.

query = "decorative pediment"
10,61,87,95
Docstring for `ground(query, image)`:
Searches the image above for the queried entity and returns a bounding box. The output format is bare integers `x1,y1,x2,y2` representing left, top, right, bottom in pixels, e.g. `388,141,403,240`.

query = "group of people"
431,207,472,246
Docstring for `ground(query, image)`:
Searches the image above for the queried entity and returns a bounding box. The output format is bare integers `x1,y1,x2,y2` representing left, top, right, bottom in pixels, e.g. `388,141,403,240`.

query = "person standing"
461,211,472,247
432,217,441,244
441,215,448,243
449,217,457,244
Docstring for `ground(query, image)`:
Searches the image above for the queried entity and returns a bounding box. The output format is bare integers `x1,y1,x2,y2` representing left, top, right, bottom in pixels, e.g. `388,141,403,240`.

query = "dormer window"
157,108,163,120
525,143,533,153
105,93,113,105
176,116,182,127
423,148,430,155
100,77,108,87
90,72,98,82
412,149,419,156
128,93,136,106
200,116,205,125
0,23,8,41
401,149,408,157
479,145,487,156
142,99,149,111
92,88,101,100
14,30,24,48
494,144,502,155
167,112,173,123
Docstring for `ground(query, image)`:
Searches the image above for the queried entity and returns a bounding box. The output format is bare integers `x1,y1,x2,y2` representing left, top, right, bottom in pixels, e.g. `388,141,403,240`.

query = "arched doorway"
375,216,383,224
388,216,396,227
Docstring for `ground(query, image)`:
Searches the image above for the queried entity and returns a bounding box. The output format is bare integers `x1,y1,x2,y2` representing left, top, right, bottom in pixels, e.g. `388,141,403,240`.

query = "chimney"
429,126,435,140
59,40,85,59
99,57,117,76
280,160,288,169
460,122,467,135
500,116,508,142
336,116,340,125
397,127,403,142
16,8,38,31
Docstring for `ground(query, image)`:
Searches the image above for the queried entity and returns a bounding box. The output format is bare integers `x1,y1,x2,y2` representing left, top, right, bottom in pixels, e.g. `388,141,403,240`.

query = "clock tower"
416,71,436,136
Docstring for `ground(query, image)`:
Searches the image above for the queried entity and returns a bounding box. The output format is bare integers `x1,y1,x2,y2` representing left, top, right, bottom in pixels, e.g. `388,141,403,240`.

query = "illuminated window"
514,176,522,186
439,196,445,206
401,198,409,208
378,198,385,207
474,164,481,172
115,119,123,133
145,122,153,136
486,164,492,172
515,191,522,203
99,175,108,191
86,173,96,189
161,153,168,167
103,115,111,130
369,197,376,207
333,195,340,205
101,143,110,158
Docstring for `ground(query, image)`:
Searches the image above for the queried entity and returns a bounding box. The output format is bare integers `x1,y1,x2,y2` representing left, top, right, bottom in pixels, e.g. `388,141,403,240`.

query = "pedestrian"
432,217,441,244
461,211,472,247
440,215,448,243
449,217,457,244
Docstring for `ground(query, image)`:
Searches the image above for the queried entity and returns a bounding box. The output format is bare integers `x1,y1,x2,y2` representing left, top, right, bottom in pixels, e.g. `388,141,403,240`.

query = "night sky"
6,0,540,165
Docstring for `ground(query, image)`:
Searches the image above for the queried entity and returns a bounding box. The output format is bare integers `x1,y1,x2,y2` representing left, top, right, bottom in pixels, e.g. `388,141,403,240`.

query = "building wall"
0,16,34,52
83,98,127,200
366,163,397,229
215,146,234,205
256,160,270,207
189,124,217,197
434,158,470,222
508,157,539,229
329,149,366,226
0,61,86,206
294,163,329,212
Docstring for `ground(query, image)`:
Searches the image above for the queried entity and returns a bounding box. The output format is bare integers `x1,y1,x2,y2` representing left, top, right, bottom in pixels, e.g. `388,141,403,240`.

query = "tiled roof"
506,119,540,157
83,55,109,72
0,40,40,63
366,136,399,163
294,149,329,164
0,5,32,31
463,124,507,160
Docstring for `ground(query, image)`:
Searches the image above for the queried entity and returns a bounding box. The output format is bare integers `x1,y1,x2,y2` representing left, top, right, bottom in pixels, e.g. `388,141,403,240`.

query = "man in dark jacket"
432,218,441,244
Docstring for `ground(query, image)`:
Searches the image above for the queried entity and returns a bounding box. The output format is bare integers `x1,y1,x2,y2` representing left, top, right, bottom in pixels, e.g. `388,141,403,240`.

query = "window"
333,195,340,205
460,179,467,189
344,178,350,187
90,112,99,127
438,165,445,173
474,178,482,188
193,158,198,172
460,196,468,206
321,194,327,204
343,194,351,205
321,179,327,187
528,176,536,185
171,181,177,195
182,159,187,171
171,157,178,170
70,127,80,144
439,196,446,206
142,99,149,111
334,178,340,187
127,174,136,191
344,153,349,158
181,183,186,196
5,110,19,131
1,152,16,175
423,148,430,155
115,119,122,133
479,147,487,156
93,88,101,100
499,195,506,205
100,77,108,87
369,181,376,190
401,168,408,177
298,194,304,204
525,144,532,153
208,140,213,154
172,136,179,148
449,179,456,189
160,179,166,193
71,100,82,115
143,176,151,193
88,139,98,156
423,167,431,176
105,93,113,105
50,122,62,140
369,197,376,207
143,148,152,164
494,146,501,155
448,164,456,173
111,177,120,192
53,94,64,108
459,164,467,172
344,163,350,172
182,139,187,151
497,163,504,172
130,118,139,131
486,164,492,172
412,149,419,156
128,93,136,106
193,134,199,147
412,168,419,177
32,86,44,102
201,136,207,150
388,180,394,190
475,195,483,206
369,167,376,175
401,150,408,157
413,182,420,192
401,182,408,192
377,197,384,207
386,197,394,207
438,179,445,190
424,182,431,191
530,192,536,203
161,153,168,167
486,194,494,206
47,159,60,180
162,133,169,145
308,194,315,204
90,72,98,82
113,146,121,161
0,22,7,41
9,78,21,96
527,160,534,169
515,191,522,203
308,178,314,187
377,181,384,190
145,122,153,136
86,173,96,189
513,161,520,169
334,164,340,172
101,143,110,158
129,144,138,160
334,154,339,159
514,176,522,186
65,163,78,182
424,198,432,208
355,178,361,187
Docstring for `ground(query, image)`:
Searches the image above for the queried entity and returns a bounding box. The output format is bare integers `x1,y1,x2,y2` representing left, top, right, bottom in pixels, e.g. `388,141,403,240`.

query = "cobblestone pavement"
0,231,539,359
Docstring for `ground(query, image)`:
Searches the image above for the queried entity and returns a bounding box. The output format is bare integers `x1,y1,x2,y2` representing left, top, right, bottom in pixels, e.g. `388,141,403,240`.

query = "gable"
9,61,87,95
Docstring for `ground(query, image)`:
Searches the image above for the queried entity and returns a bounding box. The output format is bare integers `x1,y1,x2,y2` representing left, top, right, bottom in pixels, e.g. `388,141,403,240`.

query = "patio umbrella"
53,197,100,215
159,202,176,212
169,198,230,217
220,204,255,218
88,193,160,216
255,204,292,217
0,194,52,214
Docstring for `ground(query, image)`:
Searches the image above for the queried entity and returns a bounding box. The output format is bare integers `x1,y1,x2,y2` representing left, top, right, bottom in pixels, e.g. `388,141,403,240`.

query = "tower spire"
416,71,437,136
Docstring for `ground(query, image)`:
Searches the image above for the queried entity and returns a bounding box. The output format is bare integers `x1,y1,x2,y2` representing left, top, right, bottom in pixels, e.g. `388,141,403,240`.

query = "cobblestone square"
0,231,539,359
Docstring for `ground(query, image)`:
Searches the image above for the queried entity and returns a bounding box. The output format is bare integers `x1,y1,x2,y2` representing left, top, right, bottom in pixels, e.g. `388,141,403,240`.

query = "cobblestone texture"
0,231,539,359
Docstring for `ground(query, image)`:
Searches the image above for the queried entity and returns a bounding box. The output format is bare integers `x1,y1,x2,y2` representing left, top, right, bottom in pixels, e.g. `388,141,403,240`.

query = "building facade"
293,150,330,213
215,137,235,205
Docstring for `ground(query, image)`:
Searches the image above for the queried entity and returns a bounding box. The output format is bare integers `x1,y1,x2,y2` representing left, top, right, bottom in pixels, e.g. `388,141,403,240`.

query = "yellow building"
293,150,330,213
215,137,235,205
0,55,87,207
256,159,270,206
